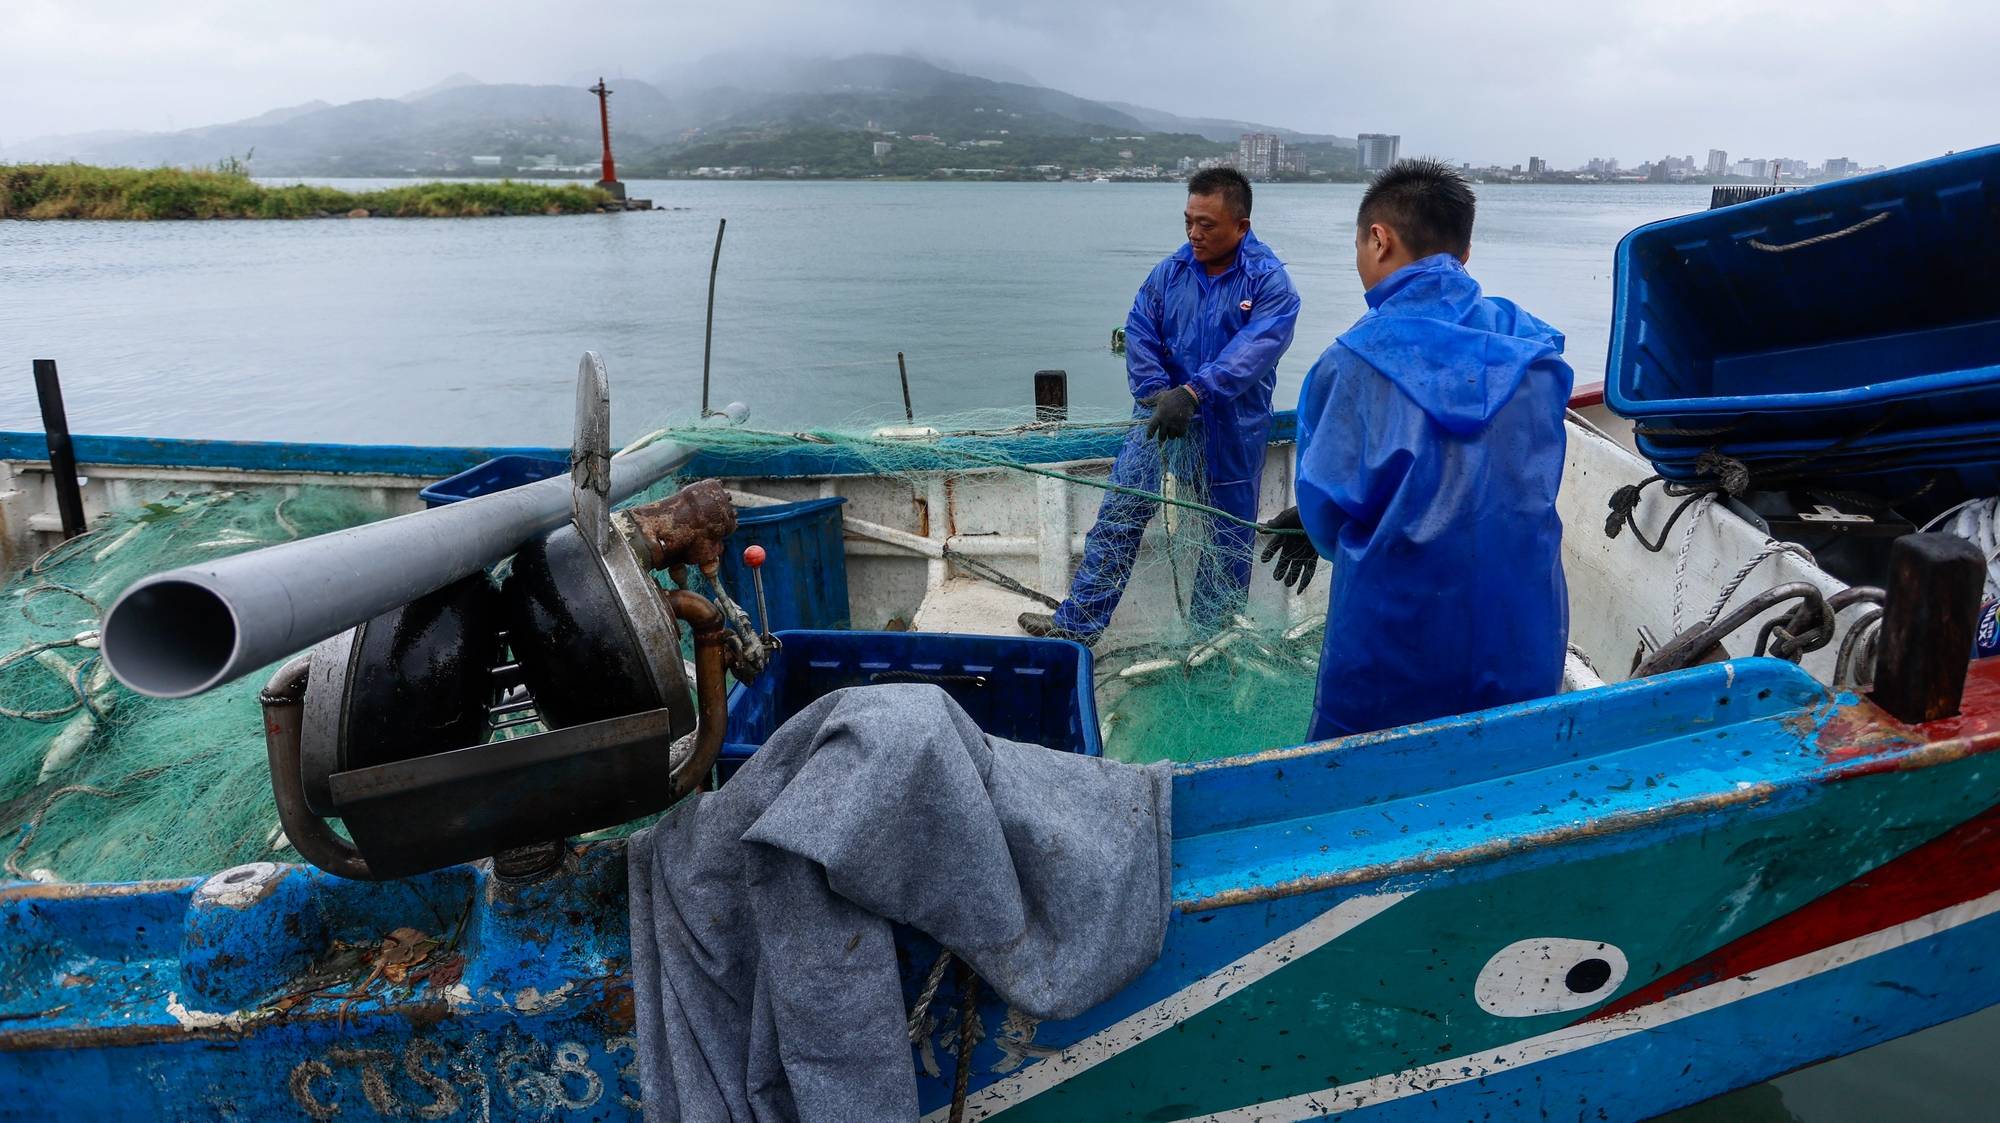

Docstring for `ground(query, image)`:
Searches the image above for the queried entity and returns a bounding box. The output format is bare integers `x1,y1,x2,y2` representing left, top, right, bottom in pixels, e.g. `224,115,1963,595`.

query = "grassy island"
1,162,615,220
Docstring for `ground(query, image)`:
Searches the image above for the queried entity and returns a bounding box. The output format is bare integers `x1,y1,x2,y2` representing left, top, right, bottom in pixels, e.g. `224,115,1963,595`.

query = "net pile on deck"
0,489,386,883
632,406,1326,767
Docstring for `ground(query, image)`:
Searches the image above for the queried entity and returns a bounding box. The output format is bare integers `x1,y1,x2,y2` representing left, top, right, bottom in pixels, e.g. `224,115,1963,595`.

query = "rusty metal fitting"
623,479,737,573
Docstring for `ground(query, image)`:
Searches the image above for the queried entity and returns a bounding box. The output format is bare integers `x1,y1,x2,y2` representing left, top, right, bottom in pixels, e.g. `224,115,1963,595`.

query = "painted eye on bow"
1473,937,1630,1017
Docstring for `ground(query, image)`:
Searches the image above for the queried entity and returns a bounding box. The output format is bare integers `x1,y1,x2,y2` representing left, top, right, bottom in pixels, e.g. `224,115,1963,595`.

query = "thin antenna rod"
701,217,727,417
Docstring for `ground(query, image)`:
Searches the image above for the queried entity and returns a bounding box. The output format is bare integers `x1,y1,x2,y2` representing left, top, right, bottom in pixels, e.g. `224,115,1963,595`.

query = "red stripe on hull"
1589,797,2000,1020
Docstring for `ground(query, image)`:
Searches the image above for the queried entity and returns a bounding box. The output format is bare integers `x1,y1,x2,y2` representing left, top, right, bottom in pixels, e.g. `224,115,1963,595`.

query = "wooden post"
897,352,913,422
31,359,87,540
1034,369,1068,423
1871,532,1984,723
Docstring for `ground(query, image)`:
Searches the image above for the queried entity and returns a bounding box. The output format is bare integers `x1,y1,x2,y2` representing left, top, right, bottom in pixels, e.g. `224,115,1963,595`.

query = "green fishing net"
3,409,1320,883
0,488,387,883
629,405,1326,768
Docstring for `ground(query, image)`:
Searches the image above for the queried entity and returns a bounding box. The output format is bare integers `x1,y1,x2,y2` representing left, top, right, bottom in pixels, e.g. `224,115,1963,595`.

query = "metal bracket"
572,351,613,557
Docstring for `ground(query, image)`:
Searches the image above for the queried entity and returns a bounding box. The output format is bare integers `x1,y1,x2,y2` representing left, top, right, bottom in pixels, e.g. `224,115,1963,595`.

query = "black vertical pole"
1872,532,1984,724
897,352,914,423
31,359,87,540
1034,369,1069,423
701,217,727,418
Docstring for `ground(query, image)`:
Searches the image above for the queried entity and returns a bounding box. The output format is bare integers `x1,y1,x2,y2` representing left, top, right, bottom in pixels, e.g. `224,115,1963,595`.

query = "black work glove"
1260,505,1319,592
1138,385,1198,441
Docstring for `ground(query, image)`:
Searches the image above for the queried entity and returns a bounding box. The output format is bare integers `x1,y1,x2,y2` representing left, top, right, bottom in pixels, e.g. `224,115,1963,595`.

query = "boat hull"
10,660,2000,1121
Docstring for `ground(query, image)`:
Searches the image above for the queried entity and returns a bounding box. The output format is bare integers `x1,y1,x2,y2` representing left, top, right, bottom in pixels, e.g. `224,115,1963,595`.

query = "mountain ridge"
7,54,1353,175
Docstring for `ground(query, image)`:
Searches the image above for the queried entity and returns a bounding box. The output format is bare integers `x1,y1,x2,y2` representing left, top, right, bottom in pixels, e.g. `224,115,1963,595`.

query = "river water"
3,179,1997,1117
3,179,1665,445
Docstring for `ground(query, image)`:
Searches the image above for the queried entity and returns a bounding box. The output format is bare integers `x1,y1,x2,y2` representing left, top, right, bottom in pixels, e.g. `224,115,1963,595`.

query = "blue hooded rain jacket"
1296,254,1572,740
1054,231,1300,634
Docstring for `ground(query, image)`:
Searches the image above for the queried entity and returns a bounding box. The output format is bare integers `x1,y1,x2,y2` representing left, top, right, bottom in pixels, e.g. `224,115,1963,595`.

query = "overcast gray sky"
3,0,1993,168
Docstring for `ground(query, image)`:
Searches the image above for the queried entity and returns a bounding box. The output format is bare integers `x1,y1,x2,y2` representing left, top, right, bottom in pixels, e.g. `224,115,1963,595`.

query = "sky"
2,0,1994,169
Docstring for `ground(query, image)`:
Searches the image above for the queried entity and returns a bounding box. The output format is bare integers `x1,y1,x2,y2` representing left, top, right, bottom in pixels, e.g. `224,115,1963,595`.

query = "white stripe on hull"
1174,886,2000,1122
924,891,1412,1123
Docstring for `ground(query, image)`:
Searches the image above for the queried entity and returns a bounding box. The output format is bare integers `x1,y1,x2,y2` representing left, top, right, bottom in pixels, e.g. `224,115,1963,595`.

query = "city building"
1824,157,1857,178
1357,133,1401,172
1527,156,1546,177
1237,132,1284,179
871,141,894,161
1707,149,1729,176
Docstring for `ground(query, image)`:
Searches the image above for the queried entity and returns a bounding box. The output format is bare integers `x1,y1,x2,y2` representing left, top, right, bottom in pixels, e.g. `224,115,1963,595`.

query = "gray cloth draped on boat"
625,683,1174,1122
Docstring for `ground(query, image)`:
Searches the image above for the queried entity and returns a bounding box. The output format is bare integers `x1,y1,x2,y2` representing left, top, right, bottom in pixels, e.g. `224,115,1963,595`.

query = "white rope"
1701,540,1821,631
1670,493,1718,633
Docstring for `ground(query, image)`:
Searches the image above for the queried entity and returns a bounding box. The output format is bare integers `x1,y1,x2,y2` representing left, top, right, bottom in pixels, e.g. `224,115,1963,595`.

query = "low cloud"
2,0,1991,168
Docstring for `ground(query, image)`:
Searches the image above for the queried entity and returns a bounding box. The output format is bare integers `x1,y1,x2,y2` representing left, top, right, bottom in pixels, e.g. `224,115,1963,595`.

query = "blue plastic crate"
716,497,850,633
1607,145,2000,442
719,630,1102,779
1637,415,2000,466
420,455,567,508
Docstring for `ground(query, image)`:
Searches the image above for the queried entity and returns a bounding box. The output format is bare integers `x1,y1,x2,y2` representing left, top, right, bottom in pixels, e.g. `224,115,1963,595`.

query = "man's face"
1185,191,1248,267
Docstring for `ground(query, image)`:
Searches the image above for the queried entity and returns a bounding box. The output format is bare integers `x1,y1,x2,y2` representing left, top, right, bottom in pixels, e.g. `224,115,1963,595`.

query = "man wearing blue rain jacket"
1021,168,1301,643
1262,159,1571,740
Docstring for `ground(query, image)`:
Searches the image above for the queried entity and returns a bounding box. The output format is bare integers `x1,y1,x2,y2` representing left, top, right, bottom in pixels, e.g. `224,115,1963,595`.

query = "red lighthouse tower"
589,77,626,201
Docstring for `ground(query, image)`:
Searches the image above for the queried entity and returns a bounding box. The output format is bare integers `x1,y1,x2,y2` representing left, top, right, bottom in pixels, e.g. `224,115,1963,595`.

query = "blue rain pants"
1053,231,1300,635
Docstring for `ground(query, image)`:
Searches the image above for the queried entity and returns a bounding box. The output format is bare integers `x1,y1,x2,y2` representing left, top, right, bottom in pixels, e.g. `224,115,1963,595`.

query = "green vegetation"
641,126,1234,180
0,161,613,220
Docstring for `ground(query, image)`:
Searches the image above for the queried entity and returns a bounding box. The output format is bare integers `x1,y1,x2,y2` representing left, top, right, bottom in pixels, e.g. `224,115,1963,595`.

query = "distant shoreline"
248,171,1731,188
1,163,620,220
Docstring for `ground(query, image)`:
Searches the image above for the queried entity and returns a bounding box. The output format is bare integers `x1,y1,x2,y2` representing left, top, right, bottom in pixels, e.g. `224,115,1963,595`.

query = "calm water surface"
4,178,1997,1117
2,179,1671,444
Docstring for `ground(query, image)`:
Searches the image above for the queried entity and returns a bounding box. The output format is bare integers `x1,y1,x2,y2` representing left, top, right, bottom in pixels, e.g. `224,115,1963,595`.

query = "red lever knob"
743,544,767,569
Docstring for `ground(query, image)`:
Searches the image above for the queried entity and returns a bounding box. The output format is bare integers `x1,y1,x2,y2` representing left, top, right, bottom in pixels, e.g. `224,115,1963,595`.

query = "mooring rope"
1748,210,1891,253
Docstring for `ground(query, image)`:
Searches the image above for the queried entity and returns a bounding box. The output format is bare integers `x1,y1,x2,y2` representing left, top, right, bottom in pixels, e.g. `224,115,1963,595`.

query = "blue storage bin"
719,630,1102,779
420,455,567,508
1637,415,2000,466
713,497,850,633
1607,145,2000,442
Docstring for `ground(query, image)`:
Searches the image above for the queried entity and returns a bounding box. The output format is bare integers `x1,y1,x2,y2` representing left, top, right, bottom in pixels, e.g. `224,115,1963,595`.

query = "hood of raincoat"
1336,254,1566,436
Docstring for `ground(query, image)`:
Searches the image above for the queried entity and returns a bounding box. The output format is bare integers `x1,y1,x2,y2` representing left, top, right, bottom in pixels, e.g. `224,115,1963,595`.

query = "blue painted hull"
11,657,2000,1121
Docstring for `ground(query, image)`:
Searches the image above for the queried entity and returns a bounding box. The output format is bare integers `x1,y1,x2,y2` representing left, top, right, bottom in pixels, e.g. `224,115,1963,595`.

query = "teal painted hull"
10,654,2000,1121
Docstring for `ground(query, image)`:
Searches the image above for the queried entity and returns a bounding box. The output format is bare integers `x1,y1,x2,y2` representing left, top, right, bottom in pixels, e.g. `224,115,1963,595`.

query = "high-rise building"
1527,156,1547,177
1237,133,1284,179
1357,133,1401,173
1707,149,1729,176
1824,157,1856,178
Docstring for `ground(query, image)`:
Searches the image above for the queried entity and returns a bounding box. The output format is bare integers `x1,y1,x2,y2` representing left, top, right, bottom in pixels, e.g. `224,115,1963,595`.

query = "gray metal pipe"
100,436,697,699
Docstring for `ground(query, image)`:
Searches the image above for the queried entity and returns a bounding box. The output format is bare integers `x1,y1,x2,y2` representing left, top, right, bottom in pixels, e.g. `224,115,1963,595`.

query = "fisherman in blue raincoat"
1021,168,1301,643
1262,159,1572,740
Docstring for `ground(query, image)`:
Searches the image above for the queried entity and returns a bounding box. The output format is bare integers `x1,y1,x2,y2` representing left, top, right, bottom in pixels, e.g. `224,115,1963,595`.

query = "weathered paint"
9,658,2000,1120
916,660,2000,1120
1,844,640,1120
0,414,1302,484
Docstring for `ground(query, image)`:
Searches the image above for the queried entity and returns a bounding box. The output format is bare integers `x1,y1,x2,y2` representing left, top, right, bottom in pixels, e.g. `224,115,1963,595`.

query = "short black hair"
1188,167,1252,219
1358,158,1475,258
